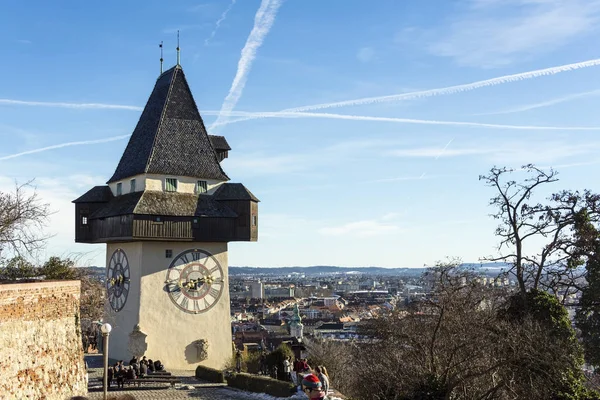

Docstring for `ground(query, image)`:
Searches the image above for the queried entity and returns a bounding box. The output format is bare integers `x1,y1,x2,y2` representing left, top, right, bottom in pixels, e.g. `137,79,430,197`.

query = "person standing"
283,356,292,381
107,365,114,388
235,349,243,373
316,366,330,395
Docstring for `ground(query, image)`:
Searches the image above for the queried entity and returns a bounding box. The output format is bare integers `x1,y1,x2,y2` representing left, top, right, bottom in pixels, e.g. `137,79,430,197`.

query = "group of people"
284,357,330,400
300,365,330,400
106,356,164,388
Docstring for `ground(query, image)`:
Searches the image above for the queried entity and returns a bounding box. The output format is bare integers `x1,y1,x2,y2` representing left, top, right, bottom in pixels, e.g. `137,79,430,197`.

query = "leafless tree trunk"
0,181,50,258
478,165,600,298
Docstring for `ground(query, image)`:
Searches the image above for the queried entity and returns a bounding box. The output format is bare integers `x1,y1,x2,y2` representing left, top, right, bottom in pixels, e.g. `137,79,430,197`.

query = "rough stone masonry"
0,280,87,399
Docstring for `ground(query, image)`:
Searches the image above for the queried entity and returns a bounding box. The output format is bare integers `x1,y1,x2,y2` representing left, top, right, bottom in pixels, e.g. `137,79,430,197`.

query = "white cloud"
319,218,400,237
387,140,600,165
0,99,141,110
205,0,237,45
209,109,600,131
210,0,283,130
0,134,130,161
429,0,600,67
357,47,375,63
474,89,600,115
205,57,600,119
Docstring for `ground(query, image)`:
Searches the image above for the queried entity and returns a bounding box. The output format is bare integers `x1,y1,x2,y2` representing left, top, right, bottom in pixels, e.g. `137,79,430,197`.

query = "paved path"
85,354,306,400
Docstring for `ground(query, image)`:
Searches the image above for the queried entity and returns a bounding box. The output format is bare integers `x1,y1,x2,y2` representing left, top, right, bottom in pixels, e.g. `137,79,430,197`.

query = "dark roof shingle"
213,183,259,202
208,135,231,151
72,186,113,203
107,66,229,183
89,191,237,219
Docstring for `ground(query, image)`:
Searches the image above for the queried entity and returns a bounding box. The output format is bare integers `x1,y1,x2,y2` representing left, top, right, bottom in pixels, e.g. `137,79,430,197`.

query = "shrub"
244,351,262,374
227,372,296,397
195,365,225,383
266,343,294,380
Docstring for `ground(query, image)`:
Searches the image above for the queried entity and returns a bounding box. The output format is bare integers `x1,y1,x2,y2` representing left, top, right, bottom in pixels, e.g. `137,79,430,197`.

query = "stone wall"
0,280,87,399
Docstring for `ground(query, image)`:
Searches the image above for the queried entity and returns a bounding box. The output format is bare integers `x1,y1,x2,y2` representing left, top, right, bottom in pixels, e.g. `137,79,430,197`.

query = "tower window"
116,182,122,196
82,216,88,225
130,179,136,193
252,215,257,226
196,180,207,194
166,249,173,258
165,178,178,192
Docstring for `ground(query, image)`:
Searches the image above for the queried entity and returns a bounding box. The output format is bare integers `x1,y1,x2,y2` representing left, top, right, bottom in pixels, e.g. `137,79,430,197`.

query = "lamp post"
100,323,112,400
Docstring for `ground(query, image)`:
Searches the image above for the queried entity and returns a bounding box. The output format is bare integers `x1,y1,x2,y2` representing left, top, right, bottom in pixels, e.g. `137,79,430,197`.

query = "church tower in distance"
73,64,259,369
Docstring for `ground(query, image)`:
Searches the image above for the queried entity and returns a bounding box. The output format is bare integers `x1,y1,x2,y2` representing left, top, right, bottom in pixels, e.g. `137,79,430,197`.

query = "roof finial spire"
159,41,164,74
176,30,180,66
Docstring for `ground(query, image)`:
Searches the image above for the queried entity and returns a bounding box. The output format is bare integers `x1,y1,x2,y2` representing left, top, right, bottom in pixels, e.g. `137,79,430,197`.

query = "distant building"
248,281,264,299
289,304,304,339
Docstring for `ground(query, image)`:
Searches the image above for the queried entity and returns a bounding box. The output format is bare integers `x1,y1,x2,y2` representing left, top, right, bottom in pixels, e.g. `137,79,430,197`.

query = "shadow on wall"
185,339,209,364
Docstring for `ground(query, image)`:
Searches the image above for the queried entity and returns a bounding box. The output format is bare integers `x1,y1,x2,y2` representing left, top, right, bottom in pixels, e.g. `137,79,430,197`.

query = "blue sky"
2,0,600,268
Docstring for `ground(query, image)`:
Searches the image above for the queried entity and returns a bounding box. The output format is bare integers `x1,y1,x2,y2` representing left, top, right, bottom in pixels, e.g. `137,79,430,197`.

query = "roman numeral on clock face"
209,287,220,299
180,296,189,310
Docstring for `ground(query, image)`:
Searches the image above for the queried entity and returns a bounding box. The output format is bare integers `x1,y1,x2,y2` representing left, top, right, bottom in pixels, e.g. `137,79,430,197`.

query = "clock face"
164,249,225,314
107,249,131,312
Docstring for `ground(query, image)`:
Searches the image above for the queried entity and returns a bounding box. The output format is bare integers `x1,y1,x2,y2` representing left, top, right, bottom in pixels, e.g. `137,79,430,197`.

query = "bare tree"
324,263,594,400
479,165,600,298
0,182,50,257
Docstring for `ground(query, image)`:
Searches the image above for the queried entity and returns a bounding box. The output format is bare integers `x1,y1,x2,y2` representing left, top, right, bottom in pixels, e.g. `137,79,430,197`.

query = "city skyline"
2,0,600,268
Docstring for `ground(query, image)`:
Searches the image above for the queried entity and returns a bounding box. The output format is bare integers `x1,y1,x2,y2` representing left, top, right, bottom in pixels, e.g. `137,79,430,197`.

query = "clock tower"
73,64,258,369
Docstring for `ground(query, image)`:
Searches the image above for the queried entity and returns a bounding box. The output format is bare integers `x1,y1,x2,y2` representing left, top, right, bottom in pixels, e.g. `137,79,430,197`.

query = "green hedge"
195,365,226,383
227,372,296,397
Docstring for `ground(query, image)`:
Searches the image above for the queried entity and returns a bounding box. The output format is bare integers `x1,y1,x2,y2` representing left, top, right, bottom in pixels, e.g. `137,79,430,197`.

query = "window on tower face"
130,179,136,193
165,178,178,192
196,180,207,194
116,182,122,196
82,216,88,225
165,249,173,258
252,215,257,226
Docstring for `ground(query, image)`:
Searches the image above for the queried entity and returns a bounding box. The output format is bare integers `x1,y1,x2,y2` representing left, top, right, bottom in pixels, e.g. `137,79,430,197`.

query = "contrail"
205,110,600,131
435,138,455,159
205,0,237,45
281,58,600,112
0,99,142,110
210,0,283,130
0,134,130,161
474,89,600,116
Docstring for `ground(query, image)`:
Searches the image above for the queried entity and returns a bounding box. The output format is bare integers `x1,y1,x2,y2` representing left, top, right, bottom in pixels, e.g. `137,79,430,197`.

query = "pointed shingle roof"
107,66,229,183
213,183,260,202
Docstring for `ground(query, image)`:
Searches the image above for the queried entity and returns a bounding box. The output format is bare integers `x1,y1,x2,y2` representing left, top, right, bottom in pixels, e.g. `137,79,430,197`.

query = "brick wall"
0,280,87,399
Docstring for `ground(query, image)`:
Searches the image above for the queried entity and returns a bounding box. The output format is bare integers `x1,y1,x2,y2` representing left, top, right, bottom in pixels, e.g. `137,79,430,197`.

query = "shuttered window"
130,179,136,193
116,182,122,196
196,180,207,194
165,178,177,192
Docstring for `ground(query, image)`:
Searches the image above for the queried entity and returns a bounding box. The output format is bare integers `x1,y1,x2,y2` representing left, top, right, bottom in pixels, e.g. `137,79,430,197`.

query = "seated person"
132,361,140,377
139,360,148,377
147,359,155,372
126,366,136,380
154,360,164,371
